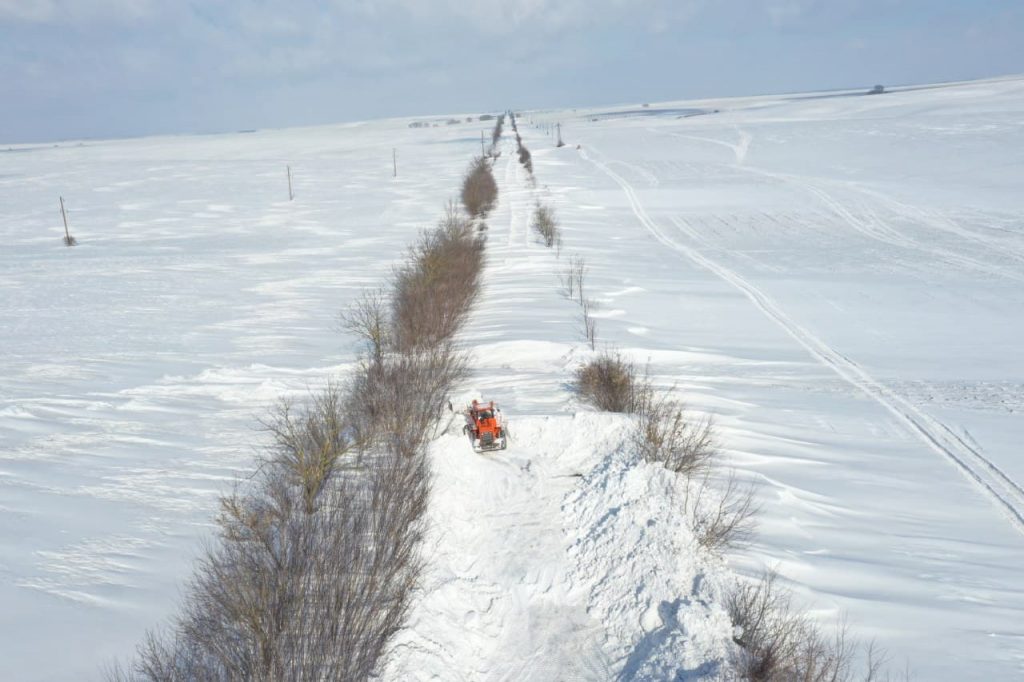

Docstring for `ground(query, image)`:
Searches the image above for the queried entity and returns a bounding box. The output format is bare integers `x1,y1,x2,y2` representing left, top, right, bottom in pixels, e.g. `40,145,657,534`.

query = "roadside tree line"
108,117,503,682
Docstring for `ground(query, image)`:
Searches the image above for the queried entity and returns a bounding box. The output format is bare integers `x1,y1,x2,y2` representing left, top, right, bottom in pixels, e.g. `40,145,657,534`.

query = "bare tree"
559,254,587,303
341,289,392,369
581,298,598,350
391,204,484,352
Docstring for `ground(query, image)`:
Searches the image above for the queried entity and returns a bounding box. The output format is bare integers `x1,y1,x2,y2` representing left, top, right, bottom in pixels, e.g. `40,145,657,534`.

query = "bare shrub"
726,572,897,682
728,571,809,681
634,390,716,479
685,468,759,552
574,349,642,413
573,351,758,552
532,204,560,248
727,576,900,681
461,156,498,218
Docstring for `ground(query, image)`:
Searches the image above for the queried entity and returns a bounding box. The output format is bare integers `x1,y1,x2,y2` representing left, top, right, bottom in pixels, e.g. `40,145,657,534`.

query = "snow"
0,121,484,679
522,77,1024,680
3,76,1024,680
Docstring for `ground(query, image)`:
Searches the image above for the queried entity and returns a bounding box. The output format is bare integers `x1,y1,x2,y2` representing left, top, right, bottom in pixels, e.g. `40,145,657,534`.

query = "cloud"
0,0,158,23
4,0,1023,143
761,0,821,27
0,0,708,34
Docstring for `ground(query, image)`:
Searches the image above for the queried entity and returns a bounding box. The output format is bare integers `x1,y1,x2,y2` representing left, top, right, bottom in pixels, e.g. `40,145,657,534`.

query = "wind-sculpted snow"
525,76,1024,680
4,77,1024,680
0,119,483,680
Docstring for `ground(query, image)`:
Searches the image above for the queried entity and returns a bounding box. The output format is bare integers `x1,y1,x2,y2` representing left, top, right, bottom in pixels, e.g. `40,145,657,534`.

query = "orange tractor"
463,399,508,452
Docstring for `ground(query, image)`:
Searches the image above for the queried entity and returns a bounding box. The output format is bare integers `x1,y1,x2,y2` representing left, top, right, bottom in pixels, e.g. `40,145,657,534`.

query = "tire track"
792,178,1024,284
649,125,1024,283
853,184,1024,268
583,146,1024,537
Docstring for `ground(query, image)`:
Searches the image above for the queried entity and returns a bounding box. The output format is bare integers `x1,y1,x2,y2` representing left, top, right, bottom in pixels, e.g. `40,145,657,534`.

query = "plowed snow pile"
384,411,734,680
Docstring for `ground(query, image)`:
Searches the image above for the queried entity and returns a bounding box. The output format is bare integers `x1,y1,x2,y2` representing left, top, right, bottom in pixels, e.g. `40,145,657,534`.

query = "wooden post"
287,165,293,201
556,123,563,147
481,131,486,156
59,196,73,245
392,148,397,178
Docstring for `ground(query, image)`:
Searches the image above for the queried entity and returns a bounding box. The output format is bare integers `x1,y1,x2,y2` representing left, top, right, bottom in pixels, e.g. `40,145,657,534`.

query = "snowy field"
0,120,480,679
3,76,1024,680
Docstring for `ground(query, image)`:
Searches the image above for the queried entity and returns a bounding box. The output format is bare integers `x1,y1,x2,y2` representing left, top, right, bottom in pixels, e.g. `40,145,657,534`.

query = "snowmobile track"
583,146,1024,538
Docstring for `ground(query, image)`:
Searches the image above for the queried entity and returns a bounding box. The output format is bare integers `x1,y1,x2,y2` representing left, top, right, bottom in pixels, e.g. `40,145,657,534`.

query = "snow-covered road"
384,147,735,680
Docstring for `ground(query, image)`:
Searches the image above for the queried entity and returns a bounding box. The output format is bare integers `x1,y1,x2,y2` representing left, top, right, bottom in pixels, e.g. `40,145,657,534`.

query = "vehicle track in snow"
582,146,1024,538
386,141,612,681
652,126,1024,284
851,183,1024,268
774,174,1024,284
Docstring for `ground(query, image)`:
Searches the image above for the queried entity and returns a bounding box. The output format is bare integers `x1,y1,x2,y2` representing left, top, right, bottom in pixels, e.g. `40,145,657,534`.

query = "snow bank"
385,406,736,681
563,435,735,680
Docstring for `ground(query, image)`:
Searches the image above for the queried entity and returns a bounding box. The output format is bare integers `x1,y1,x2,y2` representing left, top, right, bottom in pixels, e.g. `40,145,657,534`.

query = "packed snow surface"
3,76,1024,680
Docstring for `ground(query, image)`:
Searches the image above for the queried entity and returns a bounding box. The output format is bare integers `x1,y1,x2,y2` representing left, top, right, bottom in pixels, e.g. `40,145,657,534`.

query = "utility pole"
59,196,75,246
481,131,486,156
392,148,397,178
287,165,293,201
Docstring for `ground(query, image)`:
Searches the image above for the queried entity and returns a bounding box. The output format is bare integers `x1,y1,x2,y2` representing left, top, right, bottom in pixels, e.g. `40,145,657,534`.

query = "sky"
1,0,1023,143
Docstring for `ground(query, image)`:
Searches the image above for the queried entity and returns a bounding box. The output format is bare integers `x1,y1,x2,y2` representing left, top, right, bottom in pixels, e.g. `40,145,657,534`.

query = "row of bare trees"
107,141,497,681
509,112,533,176
558,254,598,349
489,114,505,156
